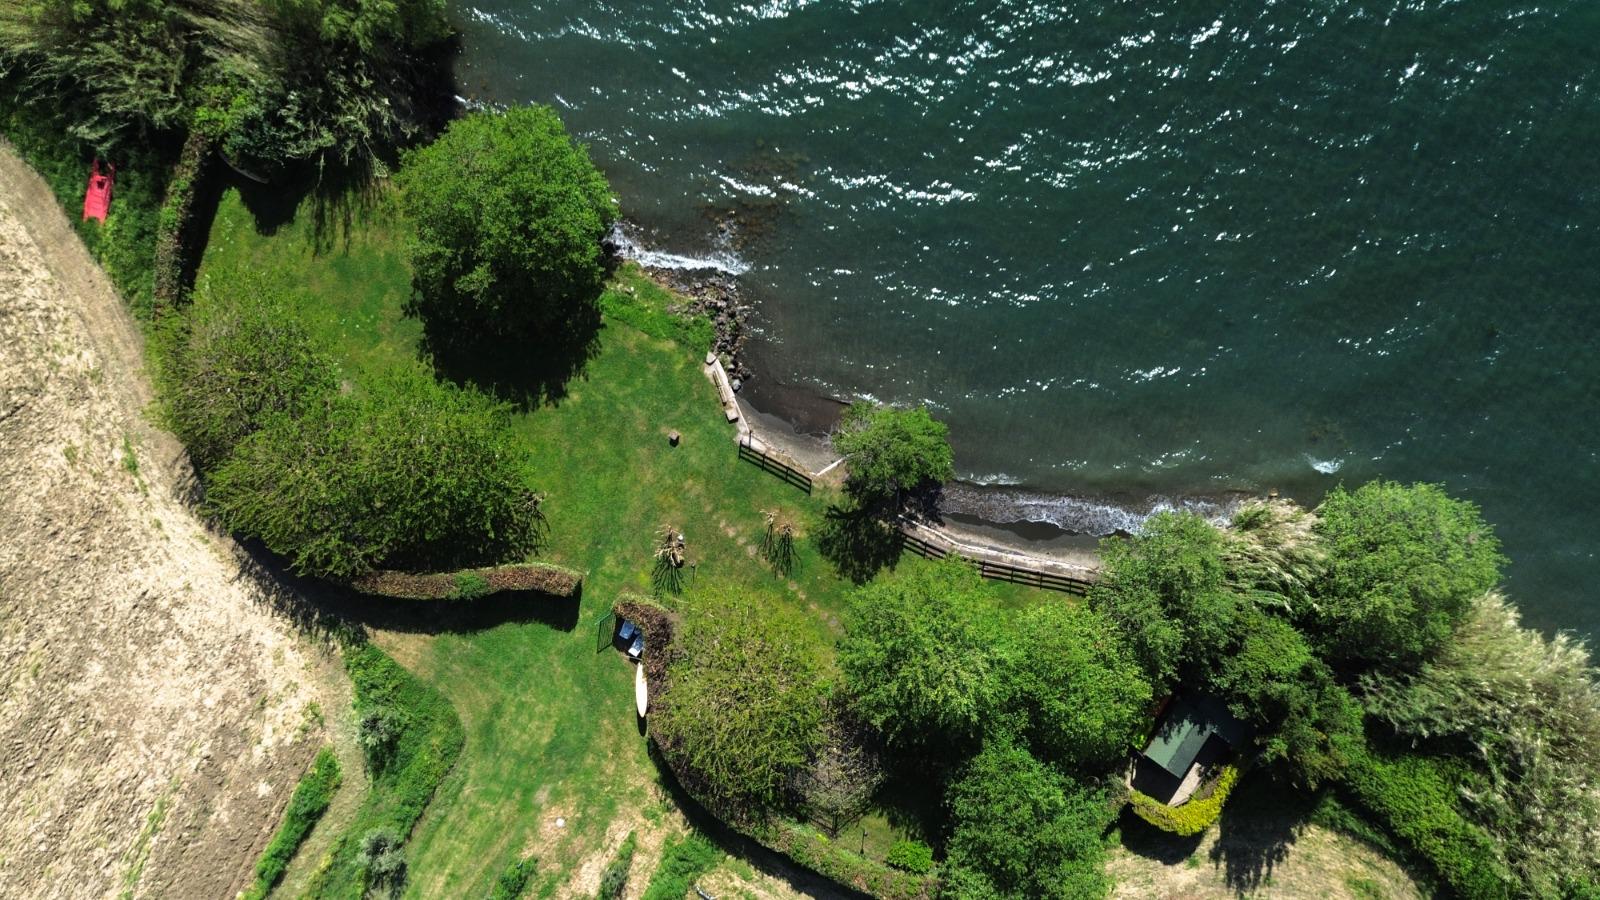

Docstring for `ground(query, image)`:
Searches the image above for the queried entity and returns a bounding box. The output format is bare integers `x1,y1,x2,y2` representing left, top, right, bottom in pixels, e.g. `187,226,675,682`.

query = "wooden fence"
899,528,1093,595
737,434,812,494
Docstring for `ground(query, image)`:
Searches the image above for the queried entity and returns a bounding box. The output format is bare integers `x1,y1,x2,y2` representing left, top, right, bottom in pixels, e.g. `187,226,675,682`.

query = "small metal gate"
593,609,617,653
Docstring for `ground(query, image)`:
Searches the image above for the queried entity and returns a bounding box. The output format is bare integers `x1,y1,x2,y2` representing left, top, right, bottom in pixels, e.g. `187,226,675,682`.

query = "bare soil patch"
0,144,339,898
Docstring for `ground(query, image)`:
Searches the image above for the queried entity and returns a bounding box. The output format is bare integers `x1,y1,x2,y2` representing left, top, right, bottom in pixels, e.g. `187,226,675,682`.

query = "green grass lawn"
199,178,1051,896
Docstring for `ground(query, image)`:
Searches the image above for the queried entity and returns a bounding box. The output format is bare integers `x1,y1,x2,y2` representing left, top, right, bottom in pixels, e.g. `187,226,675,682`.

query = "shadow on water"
417,299,603,410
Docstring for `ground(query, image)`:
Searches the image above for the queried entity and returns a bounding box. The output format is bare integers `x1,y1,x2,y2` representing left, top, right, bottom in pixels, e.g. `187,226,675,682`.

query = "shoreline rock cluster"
645,266,756,388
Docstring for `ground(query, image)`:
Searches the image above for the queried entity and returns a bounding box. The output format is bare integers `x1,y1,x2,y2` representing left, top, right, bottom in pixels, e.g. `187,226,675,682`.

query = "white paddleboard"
634,663,649,717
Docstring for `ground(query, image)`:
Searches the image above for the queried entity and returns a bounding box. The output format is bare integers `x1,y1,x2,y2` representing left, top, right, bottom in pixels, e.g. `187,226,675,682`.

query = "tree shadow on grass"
231,160,389,253
1207,774,1312,894
1116,807,1207,866
816,501,902,585
417,300,603,411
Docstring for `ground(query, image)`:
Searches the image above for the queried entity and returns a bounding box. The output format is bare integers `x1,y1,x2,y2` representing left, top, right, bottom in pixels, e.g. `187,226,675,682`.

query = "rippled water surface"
452,0,1600,637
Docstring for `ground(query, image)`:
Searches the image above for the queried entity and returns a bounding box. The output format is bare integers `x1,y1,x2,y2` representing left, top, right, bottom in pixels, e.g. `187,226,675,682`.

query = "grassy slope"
201,182,1044,897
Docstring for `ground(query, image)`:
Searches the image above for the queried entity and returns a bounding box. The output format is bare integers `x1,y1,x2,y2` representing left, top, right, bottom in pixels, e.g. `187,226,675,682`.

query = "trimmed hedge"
1129,764,1240,837
1339,746,1514,899
348,562,584,600
241,747,342,900
152,128,215,310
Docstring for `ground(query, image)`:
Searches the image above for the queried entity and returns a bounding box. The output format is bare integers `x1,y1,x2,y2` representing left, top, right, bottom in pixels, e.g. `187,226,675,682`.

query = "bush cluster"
488,856,538,900
595,831,636,900
305,642,464,897
755,821,935,900
1128,764,1240,837
639,833,721,900
241,747,342,900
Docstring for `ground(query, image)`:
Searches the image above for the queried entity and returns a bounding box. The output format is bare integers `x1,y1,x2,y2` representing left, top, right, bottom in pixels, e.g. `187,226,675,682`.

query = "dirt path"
0,143,342,898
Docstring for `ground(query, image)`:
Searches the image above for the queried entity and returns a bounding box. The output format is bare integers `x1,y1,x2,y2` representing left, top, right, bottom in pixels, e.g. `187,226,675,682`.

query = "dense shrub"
1001,601,1152,771
839,558,1007,754
0,0,450,169
399,107,617,345
1128,764,1240,837
943,742,1115,900
596,832,636,900
1339,742,1514,899
640,832,721,900
651,592,828,817
1361,592,1600,894
241,747,341,900
155,268,338,470
0,83,168,314
1311,481,1504,667
206,363,544,579
347,563,581,601
756,820,936,900
885,840,935,875
488,856,538,900
304,642,464,897
832,402,955,507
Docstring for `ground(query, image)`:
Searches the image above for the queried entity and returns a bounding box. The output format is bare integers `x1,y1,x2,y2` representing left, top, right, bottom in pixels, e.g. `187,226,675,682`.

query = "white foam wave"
1306,455,1344,475
609,225,751,275
941,483,1236,536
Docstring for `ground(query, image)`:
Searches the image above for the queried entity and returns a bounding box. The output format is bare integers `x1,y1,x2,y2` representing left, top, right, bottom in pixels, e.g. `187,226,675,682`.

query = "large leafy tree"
1001,602,1152,771
943,741,1114,900
155,268,337,471
206,363,543,578
1089,511,1241,689
1310,481,1504,668
651,593,828,819
831,402,955,508
838,558,1007,754
398,107,617,347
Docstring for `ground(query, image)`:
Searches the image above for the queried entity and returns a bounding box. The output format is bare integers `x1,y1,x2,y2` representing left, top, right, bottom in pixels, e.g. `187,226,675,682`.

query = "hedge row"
152,128,214,310
241,747,342,900
348,562,584,600
1128,764,1240,837
755,820,937,900
1340,746,1514,899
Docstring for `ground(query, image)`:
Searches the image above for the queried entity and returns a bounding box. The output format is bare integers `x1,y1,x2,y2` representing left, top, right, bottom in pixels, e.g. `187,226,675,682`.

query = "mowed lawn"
200,180,1049,896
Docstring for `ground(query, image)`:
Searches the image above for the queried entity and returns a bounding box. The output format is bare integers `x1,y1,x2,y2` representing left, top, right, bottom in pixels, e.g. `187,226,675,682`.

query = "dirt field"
0,144,339,898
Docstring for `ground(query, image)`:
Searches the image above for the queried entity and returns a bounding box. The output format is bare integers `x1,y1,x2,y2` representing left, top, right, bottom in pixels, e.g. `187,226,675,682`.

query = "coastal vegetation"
5,51,1597,900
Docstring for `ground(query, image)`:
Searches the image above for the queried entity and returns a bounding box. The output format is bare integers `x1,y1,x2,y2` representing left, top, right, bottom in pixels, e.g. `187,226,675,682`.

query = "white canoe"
634,663,649,717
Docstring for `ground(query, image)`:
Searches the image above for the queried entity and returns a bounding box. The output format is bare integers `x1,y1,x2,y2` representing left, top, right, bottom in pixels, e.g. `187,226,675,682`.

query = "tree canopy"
1310,481,1505,667
156,269,338,471
206,363,543,579
651,593,829,818
943,741,1114,900
1001,602,1152,771
837,558,1007,754
831,402,955,507
398,106,617,349
1089,511,1241,689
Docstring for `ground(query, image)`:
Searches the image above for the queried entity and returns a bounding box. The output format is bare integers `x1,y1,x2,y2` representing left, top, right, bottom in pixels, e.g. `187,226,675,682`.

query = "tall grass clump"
241,747,341,900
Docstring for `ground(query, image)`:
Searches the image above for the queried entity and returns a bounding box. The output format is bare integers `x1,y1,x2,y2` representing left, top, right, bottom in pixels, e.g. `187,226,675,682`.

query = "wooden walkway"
703,353,1098,594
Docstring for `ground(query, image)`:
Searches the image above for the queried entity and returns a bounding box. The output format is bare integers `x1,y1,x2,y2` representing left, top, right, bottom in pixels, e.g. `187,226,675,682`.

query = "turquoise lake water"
450,0,1599,639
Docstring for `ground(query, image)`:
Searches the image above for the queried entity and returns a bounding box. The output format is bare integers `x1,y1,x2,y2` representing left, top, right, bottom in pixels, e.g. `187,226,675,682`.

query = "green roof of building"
1142,694,1249,779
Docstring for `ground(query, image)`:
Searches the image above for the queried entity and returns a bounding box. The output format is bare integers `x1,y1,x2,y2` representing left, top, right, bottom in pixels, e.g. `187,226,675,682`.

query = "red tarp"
82,159,114,223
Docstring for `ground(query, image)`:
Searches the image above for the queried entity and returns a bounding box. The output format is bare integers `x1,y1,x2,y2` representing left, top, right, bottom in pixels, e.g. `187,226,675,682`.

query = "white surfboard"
634,663,649,717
